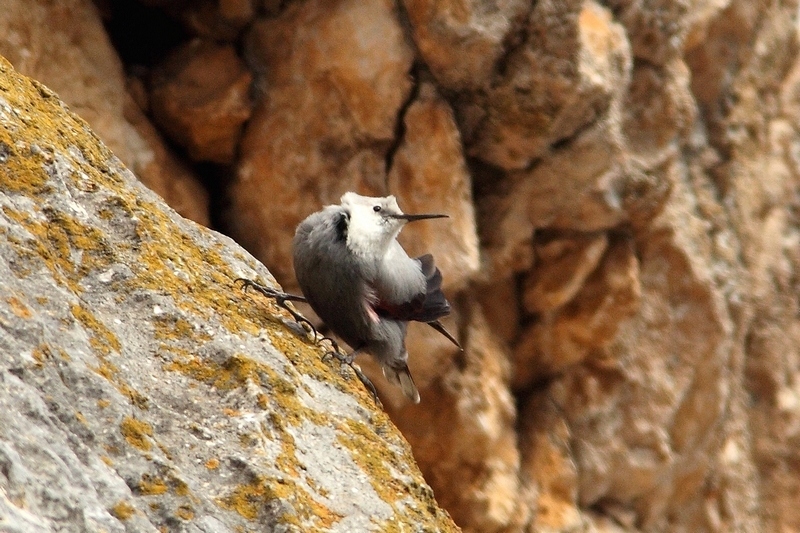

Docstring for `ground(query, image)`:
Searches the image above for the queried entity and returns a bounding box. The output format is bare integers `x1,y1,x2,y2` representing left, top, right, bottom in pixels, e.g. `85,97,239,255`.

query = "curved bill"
389,213,448,222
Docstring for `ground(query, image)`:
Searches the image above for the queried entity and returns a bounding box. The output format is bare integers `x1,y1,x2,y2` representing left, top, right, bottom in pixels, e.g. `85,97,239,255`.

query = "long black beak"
389,213,448,222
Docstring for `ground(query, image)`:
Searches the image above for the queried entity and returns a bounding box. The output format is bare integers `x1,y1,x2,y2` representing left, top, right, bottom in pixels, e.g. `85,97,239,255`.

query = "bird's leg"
237,278,382,407
320,336,343,363
235,278,316,337
320,342,382,408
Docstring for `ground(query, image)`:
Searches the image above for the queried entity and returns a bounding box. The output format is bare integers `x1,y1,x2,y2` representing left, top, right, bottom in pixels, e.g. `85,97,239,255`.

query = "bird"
289,192,460,404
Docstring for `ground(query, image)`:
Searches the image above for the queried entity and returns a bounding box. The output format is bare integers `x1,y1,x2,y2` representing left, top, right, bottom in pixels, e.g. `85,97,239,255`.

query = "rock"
228,0,414,287
121,97,211,227
475,276,521,345
389,305,524,533
513,237,640,388
401,0,529,91
462,0,631,170
622,58,696,163
476,122,632,281
182,0,256,40
522,233,609,314
388,82,481,294
0,57,458,532
150,40,253,164
0,0,209,226
606,0,691,65
518,393,581,533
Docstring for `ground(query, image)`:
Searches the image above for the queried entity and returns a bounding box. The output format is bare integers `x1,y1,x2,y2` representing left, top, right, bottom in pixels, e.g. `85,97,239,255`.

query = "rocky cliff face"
0,57,457,532
2,0,800,531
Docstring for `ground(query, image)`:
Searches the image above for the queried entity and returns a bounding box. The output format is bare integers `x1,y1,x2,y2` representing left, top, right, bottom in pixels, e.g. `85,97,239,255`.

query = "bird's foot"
320,342,382,408
321,339,355,366
235,278,316,337
237,279,382,408
348,363,382,409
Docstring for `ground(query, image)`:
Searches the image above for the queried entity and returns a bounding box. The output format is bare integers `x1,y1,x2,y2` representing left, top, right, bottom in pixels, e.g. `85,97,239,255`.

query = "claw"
235,278,314,336
348,363,382,408
318,342,382,407
236,277,382,408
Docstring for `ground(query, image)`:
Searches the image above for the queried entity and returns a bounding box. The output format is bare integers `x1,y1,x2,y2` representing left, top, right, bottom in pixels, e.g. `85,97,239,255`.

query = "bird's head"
339,192,446,257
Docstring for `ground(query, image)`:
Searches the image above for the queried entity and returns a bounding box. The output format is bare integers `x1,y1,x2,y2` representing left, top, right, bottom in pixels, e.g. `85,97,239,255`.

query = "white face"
340,192,406,256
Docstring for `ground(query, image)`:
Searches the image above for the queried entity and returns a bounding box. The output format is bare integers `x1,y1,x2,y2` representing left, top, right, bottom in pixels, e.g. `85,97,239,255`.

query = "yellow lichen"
7,296,32,318
176,505,194,521
31,344,51,367
256,393,269,410
172,476,190,497
218,476,342,528
120,416,153,451
138,475,168,496
164,353,275,392
118,382,149,410
70,303,121,355
109,501,136,520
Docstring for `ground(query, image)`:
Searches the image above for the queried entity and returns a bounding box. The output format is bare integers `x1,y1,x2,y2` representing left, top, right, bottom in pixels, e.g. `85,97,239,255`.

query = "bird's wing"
373,254,451,323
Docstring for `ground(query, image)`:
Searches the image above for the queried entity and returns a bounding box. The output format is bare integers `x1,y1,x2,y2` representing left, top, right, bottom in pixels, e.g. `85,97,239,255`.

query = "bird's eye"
373,205,381,212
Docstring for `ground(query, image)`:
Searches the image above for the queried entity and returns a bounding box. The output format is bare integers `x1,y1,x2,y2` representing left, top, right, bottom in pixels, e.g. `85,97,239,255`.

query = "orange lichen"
120,416,153,451
176,505,195,521
7,296,32,318
109,501,136,520
138,475,169,496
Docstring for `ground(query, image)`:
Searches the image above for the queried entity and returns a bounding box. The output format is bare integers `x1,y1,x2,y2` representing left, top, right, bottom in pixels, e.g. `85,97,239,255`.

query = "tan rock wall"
3,0,800,530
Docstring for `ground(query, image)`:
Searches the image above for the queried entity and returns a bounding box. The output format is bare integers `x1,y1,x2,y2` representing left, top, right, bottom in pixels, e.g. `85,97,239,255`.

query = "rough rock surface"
0,57,458,532
0,0,209,225
228,0,416,288
4,0,800,531
150,39,252,164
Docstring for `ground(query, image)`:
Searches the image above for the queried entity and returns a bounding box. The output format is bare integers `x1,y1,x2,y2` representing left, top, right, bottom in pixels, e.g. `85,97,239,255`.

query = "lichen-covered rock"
6,0,800,530
0,57,459,533
0,0,210,226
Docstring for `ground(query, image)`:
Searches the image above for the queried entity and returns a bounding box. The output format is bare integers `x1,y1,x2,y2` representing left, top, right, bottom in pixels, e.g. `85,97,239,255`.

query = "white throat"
346,213,400,260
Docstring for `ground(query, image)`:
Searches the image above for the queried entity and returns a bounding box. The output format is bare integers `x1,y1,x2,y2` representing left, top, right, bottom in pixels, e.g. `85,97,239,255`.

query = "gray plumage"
292,192,457,403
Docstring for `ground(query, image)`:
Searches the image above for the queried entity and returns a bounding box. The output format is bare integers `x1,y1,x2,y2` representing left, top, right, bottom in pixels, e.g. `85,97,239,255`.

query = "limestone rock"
181,0,256,40
390,305,524,533
401,0,529,91
388,82,481,294
518,394,581,533
463,0,631,170
150,40,253,164
475,276,521,346
476,122,633,280
522,233,609,314
228,0,414,287
622,59,696,163
606,0,691,65
513,237,640,388
0,0,209,225
0,57,458,532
